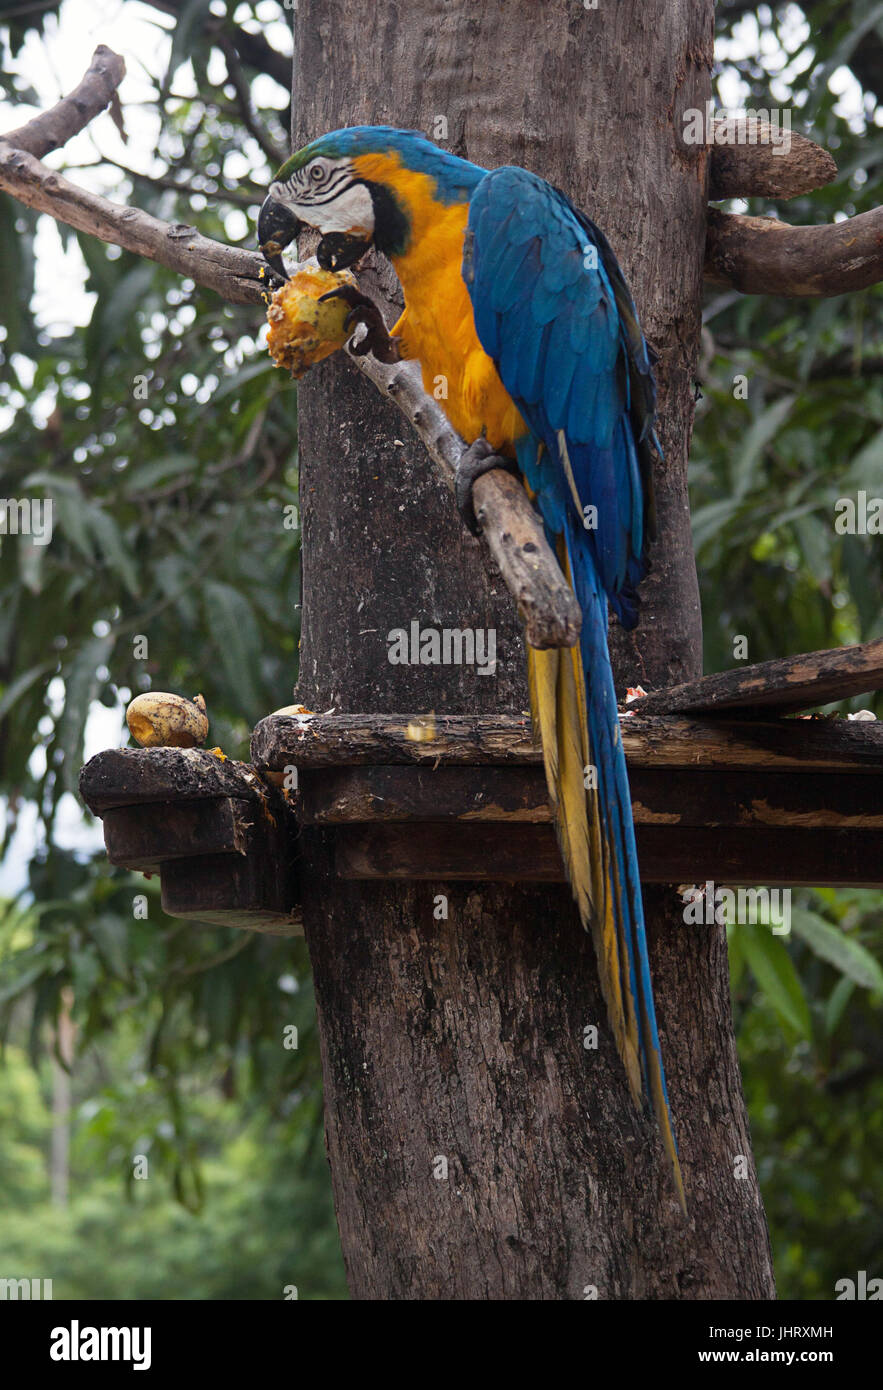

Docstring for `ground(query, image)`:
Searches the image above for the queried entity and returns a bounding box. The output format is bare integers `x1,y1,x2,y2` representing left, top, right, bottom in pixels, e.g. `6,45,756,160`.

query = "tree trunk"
293,0,775,1299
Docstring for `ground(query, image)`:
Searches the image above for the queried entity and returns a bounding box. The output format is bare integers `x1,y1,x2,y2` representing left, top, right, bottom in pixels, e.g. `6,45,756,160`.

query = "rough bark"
341,348,582,647
293,0,775,1299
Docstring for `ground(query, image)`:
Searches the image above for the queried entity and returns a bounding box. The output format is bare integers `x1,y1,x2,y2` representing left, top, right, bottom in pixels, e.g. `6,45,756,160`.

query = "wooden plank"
629,638,883,715
102,798,256,872
631,770,883,828
79,746,272,813
299,765,551,823
252,711,538,768
298,765,883,829
252,710,883,773
334,822,883,887
161,853,302,936
79,747,303,935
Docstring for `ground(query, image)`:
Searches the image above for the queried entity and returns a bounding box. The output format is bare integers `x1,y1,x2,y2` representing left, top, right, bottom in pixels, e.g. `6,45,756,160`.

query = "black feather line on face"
362,181,410,257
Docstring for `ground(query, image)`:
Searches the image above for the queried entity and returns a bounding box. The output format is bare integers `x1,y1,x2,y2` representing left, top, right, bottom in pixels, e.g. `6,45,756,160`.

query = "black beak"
258,195,301,281
316,232,372,272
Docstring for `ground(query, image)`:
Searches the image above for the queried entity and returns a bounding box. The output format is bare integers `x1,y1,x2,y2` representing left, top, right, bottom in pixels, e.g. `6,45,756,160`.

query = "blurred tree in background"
0,0,880,1299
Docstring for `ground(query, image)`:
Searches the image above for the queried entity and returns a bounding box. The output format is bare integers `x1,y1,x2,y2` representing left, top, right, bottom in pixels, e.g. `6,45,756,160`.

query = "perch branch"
0,143,266,304
345,344,581,648
704,204,883,296
708,118,837,200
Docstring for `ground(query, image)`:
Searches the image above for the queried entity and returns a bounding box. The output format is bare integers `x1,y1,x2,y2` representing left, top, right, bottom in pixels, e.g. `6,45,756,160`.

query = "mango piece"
265,262,357,378
126,692,209,748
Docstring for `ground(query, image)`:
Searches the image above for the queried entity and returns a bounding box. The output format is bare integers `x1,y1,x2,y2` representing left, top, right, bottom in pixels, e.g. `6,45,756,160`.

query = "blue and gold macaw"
259,127,684,1210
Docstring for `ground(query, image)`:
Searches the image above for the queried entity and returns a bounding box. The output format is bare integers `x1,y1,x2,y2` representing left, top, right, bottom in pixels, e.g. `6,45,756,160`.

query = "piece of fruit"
265,261,357,378
126,692,209,748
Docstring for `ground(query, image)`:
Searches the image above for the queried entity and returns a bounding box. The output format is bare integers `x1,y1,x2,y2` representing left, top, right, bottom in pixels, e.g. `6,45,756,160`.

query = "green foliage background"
0,0,881,1300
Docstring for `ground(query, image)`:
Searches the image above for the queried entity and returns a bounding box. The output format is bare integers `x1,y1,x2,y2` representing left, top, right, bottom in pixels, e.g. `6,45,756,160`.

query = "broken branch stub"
708,119,837,201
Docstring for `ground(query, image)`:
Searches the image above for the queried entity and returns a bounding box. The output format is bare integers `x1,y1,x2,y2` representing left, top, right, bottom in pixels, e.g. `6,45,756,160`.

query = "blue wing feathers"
464,164,656,603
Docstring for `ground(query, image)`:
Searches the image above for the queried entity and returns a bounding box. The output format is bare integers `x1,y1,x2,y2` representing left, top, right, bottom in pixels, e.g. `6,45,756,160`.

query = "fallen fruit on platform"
126,692,209,748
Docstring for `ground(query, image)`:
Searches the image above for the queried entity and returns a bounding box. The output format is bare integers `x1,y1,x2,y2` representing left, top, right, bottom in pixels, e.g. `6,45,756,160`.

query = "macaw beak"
316,231,372,272
258,195,301,281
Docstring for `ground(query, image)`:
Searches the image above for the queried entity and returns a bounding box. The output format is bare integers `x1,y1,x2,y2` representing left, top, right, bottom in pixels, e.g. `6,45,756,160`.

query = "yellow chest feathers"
389,199,525,453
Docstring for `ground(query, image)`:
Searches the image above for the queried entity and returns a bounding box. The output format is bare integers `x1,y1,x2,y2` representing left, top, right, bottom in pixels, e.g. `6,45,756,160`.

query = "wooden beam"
252,709,883,773
79,746,272,813
334,822,883,888
630,638,883,716
161,853,302,936
102,797,258,872
298,765,883,830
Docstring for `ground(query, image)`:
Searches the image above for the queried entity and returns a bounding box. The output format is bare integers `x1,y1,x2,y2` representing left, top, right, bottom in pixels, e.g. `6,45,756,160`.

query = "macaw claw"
456,435,518,536
318,285,401,363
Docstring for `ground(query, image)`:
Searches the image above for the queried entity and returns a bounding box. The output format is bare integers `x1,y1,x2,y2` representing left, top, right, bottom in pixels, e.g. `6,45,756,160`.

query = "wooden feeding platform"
79,747,302,935
78,639,883,933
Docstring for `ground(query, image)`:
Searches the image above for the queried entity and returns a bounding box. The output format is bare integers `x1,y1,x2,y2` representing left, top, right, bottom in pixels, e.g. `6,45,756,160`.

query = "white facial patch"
271,161,375,240
310,182,375,237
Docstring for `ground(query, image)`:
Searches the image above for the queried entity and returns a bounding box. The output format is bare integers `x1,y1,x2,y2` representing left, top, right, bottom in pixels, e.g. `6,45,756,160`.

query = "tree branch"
1,43,125,158
0,143,266,304
704,205,883,296
708,119,837,201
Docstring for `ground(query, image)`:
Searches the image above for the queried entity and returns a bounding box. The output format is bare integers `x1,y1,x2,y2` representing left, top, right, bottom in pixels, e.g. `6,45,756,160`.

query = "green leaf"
739,921,812,1038
83,505,140,596
56,634,115,795
824,976,855,1037
127,454,198,492
0,661,53,721
212,359,278,404
201,580,263,717
163,0,214,93
731,395,796,500
691,497,741,552
24,473,94,563
790,907,883,993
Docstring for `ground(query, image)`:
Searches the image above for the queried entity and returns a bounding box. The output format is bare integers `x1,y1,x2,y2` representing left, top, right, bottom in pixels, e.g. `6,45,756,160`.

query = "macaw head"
258,125,484,279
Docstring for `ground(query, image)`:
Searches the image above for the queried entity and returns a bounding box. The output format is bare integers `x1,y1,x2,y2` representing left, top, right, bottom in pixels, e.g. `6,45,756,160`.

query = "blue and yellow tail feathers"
526,527,685,1213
